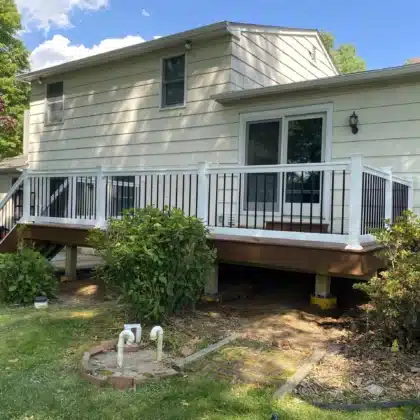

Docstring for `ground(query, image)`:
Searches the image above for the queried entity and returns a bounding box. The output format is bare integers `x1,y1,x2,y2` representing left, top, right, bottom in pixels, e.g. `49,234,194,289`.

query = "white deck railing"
0,155,412,249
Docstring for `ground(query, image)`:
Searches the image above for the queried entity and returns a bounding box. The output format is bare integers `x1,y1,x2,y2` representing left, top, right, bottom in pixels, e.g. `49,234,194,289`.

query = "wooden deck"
0,223,383,279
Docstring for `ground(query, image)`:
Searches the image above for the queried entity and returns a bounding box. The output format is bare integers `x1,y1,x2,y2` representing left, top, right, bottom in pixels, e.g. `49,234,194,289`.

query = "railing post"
96,166,106,228
346,154,364,250
382,167,393,222
197,162,209,224
22,170,30,223
407,177,414,210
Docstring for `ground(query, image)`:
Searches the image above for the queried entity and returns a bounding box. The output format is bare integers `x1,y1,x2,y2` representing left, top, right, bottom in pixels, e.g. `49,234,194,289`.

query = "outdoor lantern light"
184,40,192,51
349,111,359,134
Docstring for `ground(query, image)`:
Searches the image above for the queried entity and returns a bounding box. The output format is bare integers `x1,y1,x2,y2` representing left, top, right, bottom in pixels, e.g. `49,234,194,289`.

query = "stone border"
172,333,239,370
79,339,140,390
273,347,327,399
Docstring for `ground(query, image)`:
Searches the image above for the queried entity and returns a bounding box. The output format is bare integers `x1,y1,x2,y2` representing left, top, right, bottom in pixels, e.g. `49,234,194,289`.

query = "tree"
320,32,366,74
0,0,30,158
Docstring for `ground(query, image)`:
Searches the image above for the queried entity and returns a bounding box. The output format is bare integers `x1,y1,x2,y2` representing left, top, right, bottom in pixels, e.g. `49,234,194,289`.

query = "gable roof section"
18,21,323,83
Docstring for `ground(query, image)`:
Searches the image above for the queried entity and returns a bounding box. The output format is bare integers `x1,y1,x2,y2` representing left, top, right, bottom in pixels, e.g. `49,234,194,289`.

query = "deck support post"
311,274,337,310
346,154,364,250
64,245,78,281
203,263,219,301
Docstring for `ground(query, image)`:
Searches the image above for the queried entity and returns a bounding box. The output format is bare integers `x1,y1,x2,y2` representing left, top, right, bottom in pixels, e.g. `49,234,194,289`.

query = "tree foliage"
89,207,216,321
320,32,366,74
355,211,420,347
0,0,30,158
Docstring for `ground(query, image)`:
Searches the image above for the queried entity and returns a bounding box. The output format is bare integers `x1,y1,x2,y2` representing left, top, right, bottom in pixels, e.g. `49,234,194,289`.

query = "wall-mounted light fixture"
349,111,359,134
184,40,192,51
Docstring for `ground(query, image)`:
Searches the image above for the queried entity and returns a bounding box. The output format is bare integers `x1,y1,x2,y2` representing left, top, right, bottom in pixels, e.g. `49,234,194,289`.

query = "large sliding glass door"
244,112,325,218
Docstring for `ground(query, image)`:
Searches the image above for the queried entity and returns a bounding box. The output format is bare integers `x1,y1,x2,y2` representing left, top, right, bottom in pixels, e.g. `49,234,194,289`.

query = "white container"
34,296,48,309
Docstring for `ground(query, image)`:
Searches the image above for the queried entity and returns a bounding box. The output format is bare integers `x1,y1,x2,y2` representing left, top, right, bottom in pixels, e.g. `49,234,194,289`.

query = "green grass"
0,303,419,420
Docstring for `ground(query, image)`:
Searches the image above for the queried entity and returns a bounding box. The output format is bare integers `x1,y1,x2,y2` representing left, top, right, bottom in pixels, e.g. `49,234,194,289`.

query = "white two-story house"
0,21,417,301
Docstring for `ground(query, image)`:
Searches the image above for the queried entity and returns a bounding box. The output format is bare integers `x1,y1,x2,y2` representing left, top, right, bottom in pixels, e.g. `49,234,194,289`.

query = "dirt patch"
184,339,307,386
297,333,420,404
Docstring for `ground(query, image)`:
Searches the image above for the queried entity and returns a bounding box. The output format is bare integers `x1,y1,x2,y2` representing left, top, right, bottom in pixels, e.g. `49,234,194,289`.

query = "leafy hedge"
355,211,420,347
89,207,216,320
0,248,57,304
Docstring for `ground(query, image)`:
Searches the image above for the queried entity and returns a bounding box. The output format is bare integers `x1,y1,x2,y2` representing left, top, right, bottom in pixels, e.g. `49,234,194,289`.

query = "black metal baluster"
156,175,160,210
175,175,179,209
182,175,185,213
299,171,304,232
254,174,258,229
271,173,275,230
280,172,285,230
222,174,226,227
144,175,148,207
215,174,218,226
290,173,294,231
319,172,324,233
262,173,267,230
246,174,249,229
162,175,166,211
230,174,234,227
310,172,314,233
169,174,172,211
150,175,154,207
238,173,242,228
187,174,192,216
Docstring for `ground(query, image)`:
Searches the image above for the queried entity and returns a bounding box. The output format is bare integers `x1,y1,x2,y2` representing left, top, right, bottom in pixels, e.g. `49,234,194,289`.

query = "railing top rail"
363,165,391,179
207,161,350,174
0,172,25,211
27,168,98,177
393,175,413,187
103,167,200,177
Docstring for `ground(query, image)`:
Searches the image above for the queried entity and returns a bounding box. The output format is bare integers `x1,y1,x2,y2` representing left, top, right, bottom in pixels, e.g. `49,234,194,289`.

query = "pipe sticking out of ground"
117,329,135,368
150,326,163,362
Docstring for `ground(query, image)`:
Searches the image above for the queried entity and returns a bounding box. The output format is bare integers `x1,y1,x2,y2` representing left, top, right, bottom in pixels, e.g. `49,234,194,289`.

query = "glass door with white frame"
244,113,325,225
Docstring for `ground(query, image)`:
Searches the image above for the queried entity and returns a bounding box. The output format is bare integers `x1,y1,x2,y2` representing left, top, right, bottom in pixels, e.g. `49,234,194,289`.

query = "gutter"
18,21,232,83
212,63,420,104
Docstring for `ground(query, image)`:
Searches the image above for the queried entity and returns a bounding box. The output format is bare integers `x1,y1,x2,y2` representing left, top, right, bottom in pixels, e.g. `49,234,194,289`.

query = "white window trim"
44,81,65,126
159,53,187,110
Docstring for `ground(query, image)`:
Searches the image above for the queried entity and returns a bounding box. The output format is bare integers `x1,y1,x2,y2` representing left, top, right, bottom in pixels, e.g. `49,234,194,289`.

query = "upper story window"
161,55,185,108
45,81,64,125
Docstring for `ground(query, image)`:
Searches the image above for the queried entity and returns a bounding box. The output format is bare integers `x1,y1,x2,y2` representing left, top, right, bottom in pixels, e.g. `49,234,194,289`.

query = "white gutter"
212,63,420,104
18,21,231,83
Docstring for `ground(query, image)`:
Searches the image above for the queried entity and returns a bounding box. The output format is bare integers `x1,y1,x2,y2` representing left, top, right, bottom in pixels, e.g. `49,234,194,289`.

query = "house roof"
212,63,420,104
0,155,27,172
18,21,322,83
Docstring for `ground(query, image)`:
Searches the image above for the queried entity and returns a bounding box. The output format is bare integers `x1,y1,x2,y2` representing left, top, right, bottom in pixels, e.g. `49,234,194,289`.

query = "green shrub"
89,207,216,320
354,210,420,347
0,248,57,304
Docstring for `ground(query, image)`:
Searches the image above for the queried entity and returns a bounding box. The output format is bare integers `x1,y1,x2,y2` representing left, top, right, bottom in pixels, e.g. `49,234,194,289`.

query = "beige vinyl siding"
217,80,420,215
230,30,337,90
28,36,239,170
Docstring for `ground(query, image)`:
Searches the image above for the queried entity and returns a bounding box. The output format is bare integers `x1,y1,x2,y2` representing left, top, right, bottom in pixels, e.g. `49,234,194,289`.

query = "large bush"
89,207,216,320
355,211,420,347
0,248,57,304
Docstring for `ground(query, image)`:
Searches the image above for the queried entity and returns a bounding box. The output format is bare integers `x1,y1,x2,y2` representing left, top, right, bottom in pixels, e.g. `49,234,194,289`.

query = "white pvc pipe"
150,326,163,362
117,329,135,368
124,323,142,343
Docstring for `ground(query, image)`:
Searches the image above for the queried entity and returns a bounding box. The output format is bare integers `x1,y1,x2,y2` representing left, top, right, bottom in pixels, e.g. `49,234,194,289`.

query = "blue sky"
17,0,419,71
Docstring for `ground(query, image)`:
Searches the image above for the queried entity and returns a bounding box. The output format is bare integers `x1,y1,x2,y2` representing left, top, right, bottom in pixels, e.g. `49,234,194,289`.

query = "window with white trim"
45,81,64,125
161,55,185,108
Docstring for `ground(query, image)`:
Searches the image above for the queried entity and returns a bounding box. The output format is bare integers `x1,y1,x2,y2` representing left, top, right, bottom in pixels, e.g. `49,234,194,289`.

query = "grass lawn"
0,303,419,420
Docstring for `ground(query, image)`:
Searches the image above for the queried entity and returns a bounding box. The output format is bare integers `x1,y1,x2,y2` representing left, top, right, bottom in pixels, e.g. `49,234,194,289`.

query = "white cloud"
141,8,150,17
15,0,109,32
30,34,145,70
